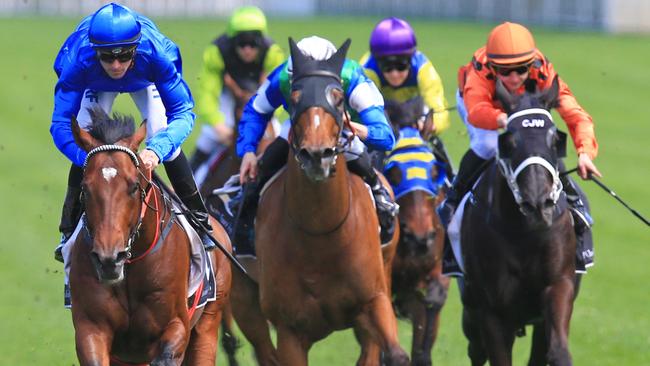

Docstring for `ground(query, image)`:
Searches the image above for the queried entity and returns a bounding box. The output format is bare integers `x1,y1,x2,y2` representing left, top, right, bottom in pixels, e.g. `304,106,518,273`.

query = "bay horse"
68,110,232,365
459,77,578,366
228,38,409,366
383,97,450,365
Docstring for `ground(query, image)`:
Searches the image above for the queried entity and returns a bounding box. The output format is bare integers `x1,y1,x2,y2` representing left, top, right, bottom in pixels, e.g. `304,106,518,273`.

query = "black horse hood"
288,38,351,124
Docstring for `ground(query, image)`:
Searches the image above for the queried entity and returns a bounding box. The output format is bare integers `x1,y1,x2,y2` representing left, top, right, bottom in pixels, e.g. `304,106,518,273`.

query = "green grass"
0,16,648,365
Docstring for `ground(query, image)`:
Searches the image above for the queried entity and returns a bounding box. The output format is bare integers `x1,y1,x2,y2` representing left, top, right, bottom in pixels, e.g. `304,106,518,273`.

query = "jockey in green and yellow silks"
189,6,285,174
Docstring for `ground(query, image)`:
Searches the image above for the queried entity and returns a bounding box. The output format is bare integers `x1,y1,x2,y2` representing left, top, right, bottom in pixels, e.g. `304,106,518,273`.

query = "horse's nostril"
116,251,129,263
322,147,335,159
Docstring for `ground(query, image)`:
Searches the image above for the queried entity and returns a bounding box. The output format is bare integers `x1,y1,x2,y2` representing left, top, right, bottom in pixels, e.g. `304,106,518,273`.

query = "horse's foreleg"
362,293,410,366
276,326,311,366
480,311,515,366
74,322,112,366
220,304,241,366
151,317,188,366
528,323,548,366
462,306,487,366
544,278,575,366
184,300,223,366
230,269,279,365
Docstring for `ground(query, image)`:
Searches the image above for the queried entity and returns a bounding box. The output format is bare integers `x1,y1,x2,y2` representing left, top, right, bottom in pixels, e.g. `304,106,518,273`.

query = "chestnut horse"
227,38,409,366
383,99,451,365
459,78,578,366
69,111,231,365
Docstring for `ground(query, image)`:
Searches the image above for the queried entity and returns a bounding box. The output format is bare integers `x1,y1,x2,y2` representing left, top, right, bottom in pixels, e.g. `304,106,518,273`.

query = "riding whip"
151,172,248,274
588,173,650,227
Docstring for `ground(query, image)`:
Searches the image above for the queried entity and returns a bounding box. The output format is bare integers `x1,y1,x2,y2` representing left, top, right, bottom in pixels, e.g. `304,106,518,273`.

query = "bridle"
288,76,355,172
496,109,563,207
82,144,163,263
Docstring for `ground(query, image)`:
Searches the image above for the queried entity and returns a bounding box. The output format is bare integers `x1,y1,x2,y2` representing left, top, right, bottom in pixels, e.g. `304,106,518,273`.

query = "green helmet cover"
227,6,268,36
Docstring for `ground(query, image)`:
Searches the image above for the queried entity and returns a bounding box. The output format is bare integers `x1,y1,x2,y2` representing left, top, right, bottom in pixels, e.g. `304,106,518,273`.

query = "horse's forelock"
87,107,136,144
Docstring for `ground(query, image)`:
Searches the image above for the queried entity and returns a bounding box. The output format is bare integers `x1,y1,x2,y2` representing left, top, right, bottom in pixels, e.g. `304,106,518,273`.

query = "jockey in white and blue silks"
231,36,399,246
50,3,215,262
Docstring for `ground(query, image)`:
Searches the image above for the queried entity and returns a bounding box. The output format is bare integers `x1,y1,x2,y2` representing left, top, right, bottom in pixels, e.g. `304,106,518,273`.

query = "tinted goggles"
234,32,262,49
97,47,136,63
236,39,260,48
380,59,410,73
492,63,531,76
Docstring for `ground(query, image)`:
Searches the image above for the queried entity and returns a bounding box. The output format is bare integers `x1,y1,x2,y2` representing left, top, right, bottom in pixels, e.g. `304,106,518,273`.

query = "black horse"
459,77,579,366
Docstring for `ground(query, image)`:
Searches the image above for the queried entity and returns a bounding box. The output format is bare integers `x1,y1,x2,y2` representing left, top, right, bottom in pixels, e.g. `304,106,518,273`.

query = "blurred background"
0,0,648,365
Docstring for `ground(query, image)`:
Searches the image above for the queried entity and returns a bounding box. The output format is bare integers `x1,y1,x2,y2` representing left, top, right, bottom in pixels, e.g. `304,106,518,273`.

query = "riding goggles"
378,56,410,73
97,46,136,63
491,62,532,76
234,31,262,49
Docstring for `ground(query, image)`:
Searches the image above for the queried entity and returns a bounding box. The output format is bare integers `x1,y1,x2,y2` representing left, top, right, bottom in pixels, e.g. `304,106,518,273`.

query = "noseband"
497,156,563,206
82,144,158,261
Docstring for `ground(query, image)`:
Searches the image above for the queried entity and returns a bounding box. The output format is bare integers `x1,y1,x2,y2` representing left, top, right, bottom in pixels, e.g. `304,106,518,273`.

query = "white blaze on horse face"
102,167,118,182
312,114,321,129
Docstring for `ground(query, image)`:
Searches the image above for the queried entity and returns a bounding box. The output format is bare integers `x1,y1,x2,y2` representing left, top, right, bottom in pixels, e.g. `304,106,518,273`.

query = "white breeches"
456,89,499,160
76,85,180,160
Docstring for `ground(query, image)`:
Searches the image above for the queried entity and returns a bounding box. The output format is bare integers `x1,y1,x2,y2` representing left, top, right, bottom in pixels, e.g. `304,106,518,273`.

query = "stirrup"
200,231,216,251
437,199,457,231
54,233,69,263
570,207,593,234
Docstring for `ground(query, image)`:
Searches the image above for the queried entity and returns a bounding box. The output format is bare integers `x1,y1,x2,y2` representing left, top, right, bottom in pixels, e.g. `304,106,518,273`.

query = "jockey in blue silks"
51,3,214,262
232,36,399,246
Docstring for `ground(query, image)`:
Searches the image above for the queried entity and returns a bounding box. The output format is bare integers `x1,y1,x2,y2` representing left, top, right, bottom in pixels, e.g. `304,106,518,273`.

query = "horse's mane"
87,106,135,144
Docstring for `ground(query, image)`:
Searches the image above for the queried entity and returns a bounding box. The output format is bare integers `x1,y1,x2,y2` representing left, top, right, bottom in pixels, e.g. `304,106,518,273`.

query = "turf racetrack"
0,17,648,365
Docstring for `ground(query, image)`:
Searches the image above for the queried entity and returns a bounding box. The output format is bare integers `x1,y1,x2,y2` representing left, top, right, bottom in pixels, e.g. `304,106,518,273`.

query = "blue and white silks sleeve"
347,71,395,151
51,64,87,167
236,69,284,157
146,55,195,162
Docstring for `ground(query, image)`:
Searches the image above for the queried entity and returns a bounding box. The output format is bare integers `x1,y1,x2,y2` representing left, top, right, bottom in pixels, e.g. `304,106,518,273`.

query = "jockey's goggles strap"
84,144,140,168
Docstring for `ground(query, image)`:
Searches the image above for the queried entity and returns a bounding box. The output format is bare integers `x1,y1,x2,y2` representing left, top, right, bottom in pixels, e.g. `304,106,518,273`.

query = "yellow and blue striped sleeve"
417,61,450,134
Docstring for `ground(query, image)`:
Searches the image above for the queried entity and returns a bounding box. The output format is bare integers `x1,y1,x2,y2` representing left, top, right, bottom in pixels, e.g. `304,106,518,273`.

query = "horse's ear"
498,131,515,159
541,75,560,110
289,37,306,77
71,115,99,152
328,38,351,74
555,130,567,158
495,78,518,115
129,120,147,151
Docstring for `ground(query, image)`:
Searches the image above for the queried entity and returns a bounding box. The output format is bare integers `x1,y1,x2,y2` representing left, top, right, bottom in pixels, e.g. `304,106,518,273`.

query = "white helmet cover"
287,36,337,75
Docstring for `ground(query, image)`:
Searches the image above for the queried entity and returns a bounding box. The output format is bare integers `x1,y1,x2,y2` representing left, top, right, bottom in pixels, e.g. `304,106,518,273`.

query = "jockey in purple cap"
361,17,454,173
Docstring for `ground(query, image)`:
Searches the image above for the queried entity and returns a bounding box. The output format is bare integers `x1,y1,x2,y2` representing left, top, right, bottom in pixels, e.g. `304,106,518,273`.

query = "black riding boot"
165,151,215,250
189,148,211,173
438,149,487,230
347,150,399,243
560,174,593,234
55,165,84,263
230,138,290,254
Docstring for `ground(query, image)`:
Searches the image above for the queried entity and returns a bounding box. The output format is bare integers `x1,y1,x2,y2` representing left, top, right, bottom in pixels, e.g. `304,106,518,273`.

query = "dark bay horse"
228,38,408,366
383,97,450,365
69,111,232,365
459,78,578,366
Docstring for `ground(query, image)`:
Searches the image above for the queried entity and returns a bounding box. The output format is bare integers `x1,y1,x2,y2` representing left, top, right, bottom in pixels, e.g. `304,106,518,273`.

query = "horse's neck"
285,155,351,232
